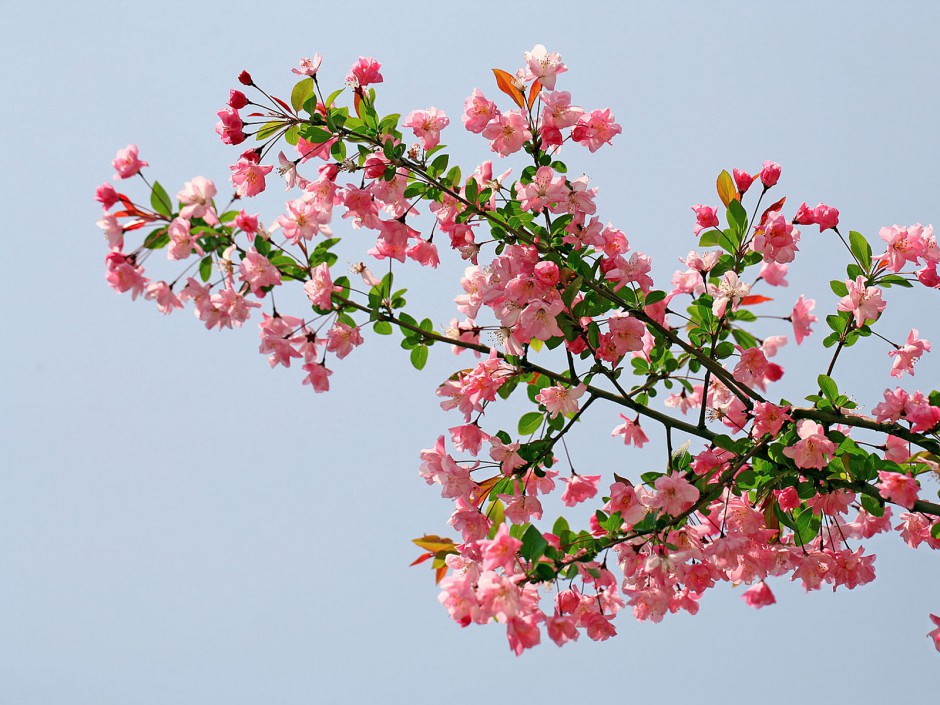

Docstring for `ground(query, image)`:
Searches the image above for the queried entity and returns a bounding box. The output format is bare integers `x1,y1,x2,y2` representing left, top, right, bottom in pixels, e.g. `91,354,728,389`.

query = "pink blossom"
561,474,601,507
884,435,910,464
301,361,332,392
177,176,218,224
759,160,781,188
813,203,840,232
929,615,940,653
406,239,440,268
741,581,776,608
235,210,260,235
536,383,586,418
523,44,567,89
582,612,617,641
879,224,928,272
873,387,909,423
793,202,816,225
144,281,183,314
611,414,649,448
649,474,700,516
782,420,836,470
837,276,886,327
227,90,248,109
546,615,579,646
346,56,383,87
691,204,719,236
876,470,920,509
752,211,799,264
710,271,750,317
215,107,246,145
325,322,363,360
95,183,121,210
303,263,335,310
752,402,791,438
112,144,148,179
791,294,817,344
403,107,450,150
482,111,532,157
229,155,273,197
514,166,568,212
238,249,281,296
887,328,930,377
733,168,755,194
96,213,124,250
461,88,499,133
482,524,522,572
759,261,789,286
506,616,542,655
167,217,204,261
776,486,801,512
291,54,322,76
449,423,489,455
571,109,621,152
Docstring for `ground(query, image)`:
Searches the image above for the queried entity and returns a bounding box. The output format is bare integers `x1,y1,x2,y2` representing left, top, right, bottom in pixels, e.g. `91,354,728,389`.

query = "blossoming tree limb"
96,46,940,655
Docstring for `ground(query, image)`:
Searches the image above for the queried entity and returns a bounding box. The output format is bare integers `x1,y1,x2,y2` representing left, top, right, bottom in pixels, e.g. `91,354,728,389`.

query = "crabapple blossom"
837,276,886,327
112,144,148,179
403,107,450,151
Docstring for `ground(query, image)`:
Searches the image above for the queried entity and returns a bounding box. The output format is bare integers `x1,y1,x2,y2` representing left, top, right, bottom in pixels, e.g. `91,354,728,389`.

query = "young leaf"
492,68,526,109
849,230,872,271
410,345,429,370
149,180,173,218
518,411,543,436
290,78,314,113
716,169,739,207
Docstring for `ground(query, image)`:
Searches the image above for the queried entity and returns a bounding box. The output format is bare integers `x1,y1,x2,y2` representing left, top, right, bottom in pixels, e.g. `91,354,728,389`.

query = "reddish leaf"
272,95,294,115
435,565,448,584
353,89,363,117
757,196,787,229
716,170,739,207
409,551,434,567
472,475,502,507
492,68,526,110
527,79,542,110
740,295,773,306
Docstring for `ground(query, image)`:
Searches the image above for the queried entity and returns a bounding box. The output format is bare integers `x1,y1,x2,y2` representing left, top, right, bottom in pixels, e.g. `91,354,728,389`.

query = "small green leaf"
198,255,213,282
520,524,549,561
727,199,748,235
849,230,872,271
410,345,428,370
518,411,543,436
698,231,721,248
149,181,173,218
255,121,283,141
817,374,838,401
373,320,393,335
290,78,314,113
829,280,849,297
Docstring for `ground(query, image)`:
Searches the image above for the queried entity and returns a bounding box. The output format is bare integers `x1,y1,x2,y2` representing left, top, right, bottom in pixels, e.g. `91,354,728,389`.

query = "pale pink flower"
506,616,541,655
482,111,532,156
291,54,322,76
536,383,586,418
752,211,800,264
813,203,840,232
325,322,363,360
144,281,182,314
571,109,621,152
888,328,930,377
238,249,281,296
741,581,776,608
791,294,817,344
403,107,450,150
837,276,886,327
112,144,148,179
611,414,648,448
215,107,246,145
876,470,920,510
303,263,335,310
523,44,567,89
649,474,700,516
884,435,910,464
167,217,204,261
449,423,489,455
177,176,218,224
561,474,601,507
759,261,789,287
752,402,791,438
301,361,332,392
879,224,928,272
782,420,836,470
95,183,121,210
514,166,568,212
482,524,522,572
461,88,499,133
710,271,750,317
229,155,273,197
96,213,124,250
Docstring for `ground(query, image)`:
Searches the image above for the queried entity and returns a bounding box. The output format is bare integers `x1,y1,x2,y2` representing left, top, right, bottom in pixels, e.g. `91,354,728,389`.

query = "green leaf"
829,279,849,297
698,231,721,248
731,329,757,350
324,88,344,108
198,255,213,282
817,374,838,401
373,320,393,335
520,524,549,561
299,125,333,144
794,508,821,544
713,435,737,452
644,290,666,306
849,230,872,271
142,227,168,250
255,120,283,141
518,411,543,436
149,180,173,218
931,522,940,540
727,199,748,235
410,345,428,370
290,78,314,113
860,493,885,517
464,177,479,204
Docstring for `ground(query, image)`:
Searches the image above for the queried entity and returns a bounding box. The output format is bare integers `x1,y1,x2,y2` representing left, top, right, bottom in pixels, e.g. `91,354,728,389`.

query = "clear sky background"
2,1,940,703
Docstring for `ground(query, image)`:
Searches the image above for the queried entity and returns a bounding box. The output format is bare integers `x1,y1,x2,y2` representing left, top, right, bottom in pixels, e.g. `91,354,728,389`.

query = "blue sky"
3,1,939,702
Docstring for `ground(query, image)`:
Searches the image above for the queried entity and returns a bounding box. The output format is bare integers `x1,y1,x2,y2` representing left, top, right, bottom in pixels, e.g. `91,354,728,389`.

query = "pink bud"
760,160,782,188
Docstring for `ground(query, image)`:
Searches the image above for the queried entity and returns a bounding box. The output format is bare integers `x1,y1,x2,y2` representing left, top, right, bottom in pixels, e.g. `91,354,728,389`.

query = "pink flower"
523,44,567,89
709,271,750,317
929,615,940,653
238,249,282,296
301,361,332,392
535,383,586,418
228,89,248,109
791,294,817,344
461,88,499,134
782,420,836,470
691,204,719,236
649,474,700,516
759,261,789,287
876,470,920,510
611,414,649,447
879,224,928,272
229,155,273,197
733,168,755,194
292,53,322,76
303,263,335,310
482,524,522,572
759,160,781,188
813,203,840,232
95,183,121,210
144,281,183,314
96,213,124,250
177,176,218,224
741,581,776,608
571,108,622,152
776,486,801,512
888,328,930,377
346,56,383,87
403,107,450,150
752,211,799,264
325,322,363,360
112,144,148,179
215,107,246,145
837,275,886,327
752,402,791,437
235,210,260,235
561,474,601,507
482,111,532,156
